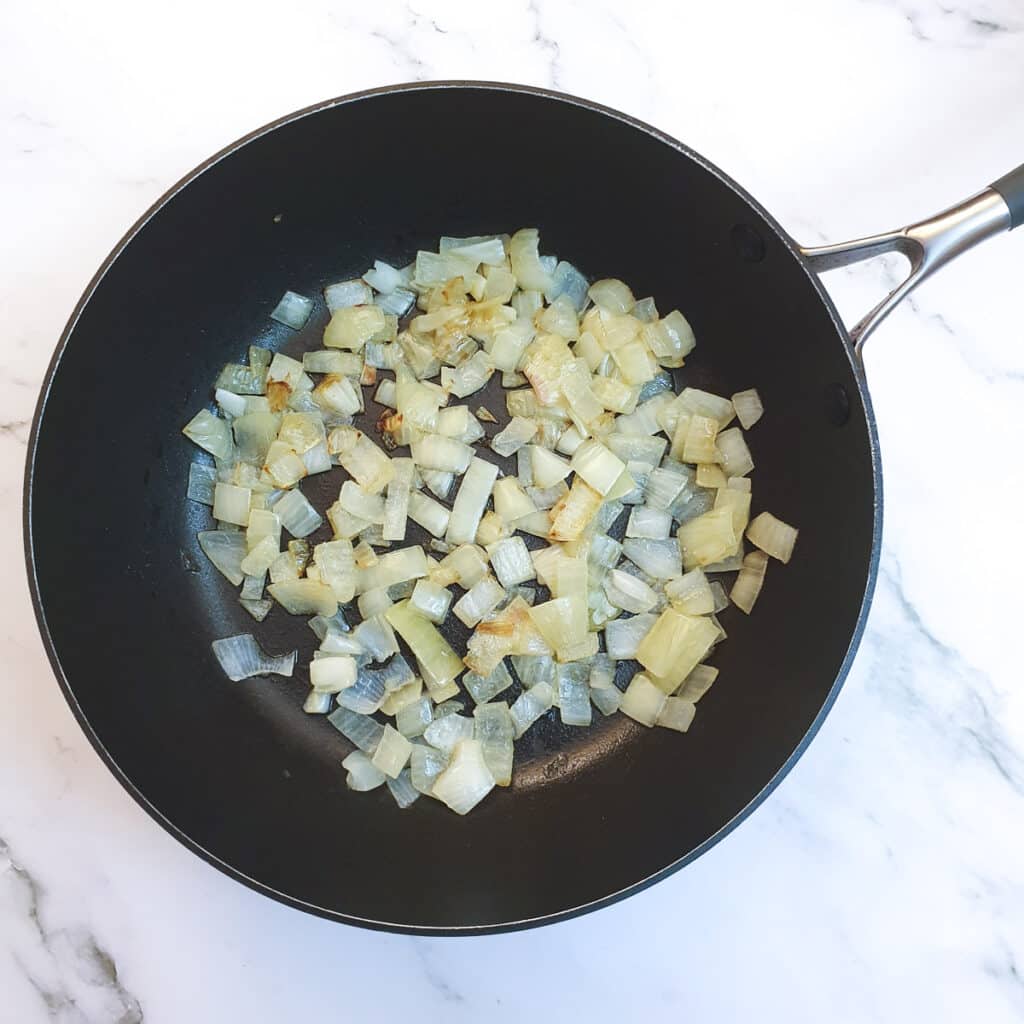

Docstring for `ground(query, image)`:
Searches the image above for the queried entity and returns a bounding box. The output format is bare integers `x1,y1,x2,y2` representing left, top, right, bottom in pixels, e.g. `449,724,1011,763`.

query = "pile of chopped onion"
183,229,799,816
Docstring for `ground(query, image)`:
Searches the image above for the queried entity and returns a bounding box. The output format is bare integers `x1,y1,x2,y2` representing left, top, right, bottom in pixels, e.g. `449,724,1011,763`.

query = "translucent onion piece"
625,506,672,540
273,488,323,538
665,568,715,615
588,278,635,314
571,440,626,496
446,457,499,546
396,696,433,738
636,609,719,692
454,575,506,628
328,707,384,752
621,538,682,579
211,634,296,681
240,597,273,621
431,739,495,815
603,569,658,614
324,279,372,311
363,260,405,294
558,668,592,727
409,579,453,623
423,713,475,755
747,512,799,563
715,427,754,478
464,661,514,705
487,537,536,589
371,724,413,778
620,673,667,726
407,491,450,538
187,462,217,505
351,615,399,662
344,750,387,792
386,769,421,809
591,685,623,716
491,416,538,457
605,613,657,659
677,507,737,570
473,702,514,786
387,601,463,685
183,409,233,460
376,287,416,317
677,664,719,703
303,690,332,714
410,743,449,795
509,228,554,291
335,667,387,715
509,681,554,737
382,457,414,542
324,305,386,351
198,530,247,585
268,579,338,617
730,549,769,614
410,435,474,474
270,290,314,329
731,388,764,429
310,655,357,692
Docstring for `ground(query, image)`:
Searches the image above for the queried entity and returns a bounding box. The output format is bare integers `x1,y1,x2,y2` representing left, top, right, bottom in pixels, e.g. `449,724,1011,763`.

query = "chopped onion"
656,696,697,732
273,488,323,538
445,457,498,546
605,613,657,659
677,664,719,702
183,409,233,460
464,661,514,705
270,290,314,330
211,634,296,681
454,575,506,628
678,507,737,569
325,279,372,311
410,435,474,474
636,608,719,692
715,427,754,478
591,685,623,716
731,388,764,429
198,530,247,585
268,579,338,617
621,538,681,579
487,537,535,588
747,512,799,563
410,743,448,795
588,278,635,314
410,579,453,623
625,506,672,540
387,601,463,685
424,713,475,755
473,702,514,785
558,667,592,727
327,706,384,752
309,655,357,692
603,569,658,614
396,696,433,738
509,681,554,737
371,724,413,778
431,739,495,815
491,416,538,457
407,491,450,538
620,673,666,726
344,750,387,791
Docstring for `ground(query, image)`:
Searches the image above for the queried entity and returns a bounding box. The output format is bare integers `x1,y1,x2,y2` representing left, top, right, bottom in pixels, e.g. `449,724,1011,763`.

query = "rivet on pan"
730,224,766,263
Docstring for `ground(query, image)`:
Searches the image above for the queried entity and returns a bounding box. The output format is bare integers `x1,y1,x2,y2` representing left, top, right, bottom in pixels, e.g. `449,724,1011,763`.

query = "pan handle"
798,163,1023,356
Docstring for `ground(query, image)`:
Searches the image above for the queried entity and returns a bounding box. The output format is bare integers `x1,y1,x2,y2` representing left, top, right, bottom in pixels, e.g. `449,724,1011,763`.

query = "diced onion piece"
558,667,592,727
431,739,495,815
509,228,554,291
621,538,681,579
454,575,506,628
731,388,764,429
270,290,314,329
423,713,475,755
382,457,414,541
446,457,499,546
309,655,357,692
603,569,658,613
183,409,233,460
665,568,714,615
362,260,404,294
620,673,667,726
387,601,463,685
509,681,554,737
410,743,449,795
570,440,625,496
344,750,387,791
359,546,428,592
473,702,514,786
464,661,514,705
239,535,278,576
325,279,372,311
328,707,384,752
410,579,453,623
396,696,433,738
548,478,602,542
625,506,672,540
487,537,536,588
677,664,719,702
211,634,296,681
604,612,657,659
410,435,474,474
656,697,697,732
371,724,413,778
386,769,421,808
328,426,394,493
408,491,450,538
314,540,356,603
324,305,386,350
678,507,737,570
491,417,538,458
588,278,635,314
747,512,799,564
715,427,754,478
272,488,323,538
636,608,719,692
198,530,247,585
335,666,387,715
696,463,727,488
268,579,338,617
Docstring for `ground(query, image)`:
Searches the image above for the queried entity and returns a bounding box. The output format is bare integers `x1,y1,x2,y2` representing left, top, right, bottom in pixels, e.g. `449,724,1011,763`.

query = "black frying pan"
24,83,1024,934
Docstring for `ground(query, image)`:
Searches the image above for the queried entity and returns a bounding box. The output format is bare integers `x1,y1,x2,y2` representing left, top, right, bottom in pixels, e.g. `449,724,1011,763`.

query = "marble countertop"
4,1,1024,1020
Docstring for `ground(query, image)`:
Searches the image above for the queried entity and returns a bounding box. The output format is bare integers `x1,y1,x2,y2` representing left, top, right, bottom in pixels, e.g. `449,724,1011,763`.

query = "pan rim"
22,79,883,935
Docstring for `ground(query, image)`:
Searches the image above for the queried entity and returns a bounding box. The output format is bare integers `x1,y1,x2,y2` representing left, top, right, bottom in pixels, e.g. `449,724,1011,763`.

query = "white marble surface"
4,0,1024,1020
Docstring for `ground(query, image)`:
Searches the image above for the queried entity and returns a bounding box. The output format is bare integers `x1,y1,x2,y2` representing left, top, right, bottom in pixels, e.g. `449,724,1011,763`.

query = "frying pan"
24,82,1024,934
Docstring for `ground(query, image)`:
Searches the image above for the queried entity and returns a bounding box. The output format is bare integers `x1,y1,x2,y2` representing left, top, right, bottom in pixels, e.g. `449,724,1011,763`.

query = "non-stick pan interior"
27,85,878,932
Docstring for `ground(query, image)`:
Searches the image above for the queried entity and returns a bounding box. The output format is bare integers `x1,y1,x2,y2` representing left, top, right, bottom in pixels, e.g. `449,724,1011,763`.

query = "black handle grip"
991,162,1024,230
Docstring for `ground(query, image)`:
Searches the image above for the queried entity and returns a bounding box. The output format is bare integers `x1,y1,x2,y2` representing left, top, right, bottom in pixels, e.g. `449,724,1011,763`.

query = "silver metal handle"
799,189,1012,356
